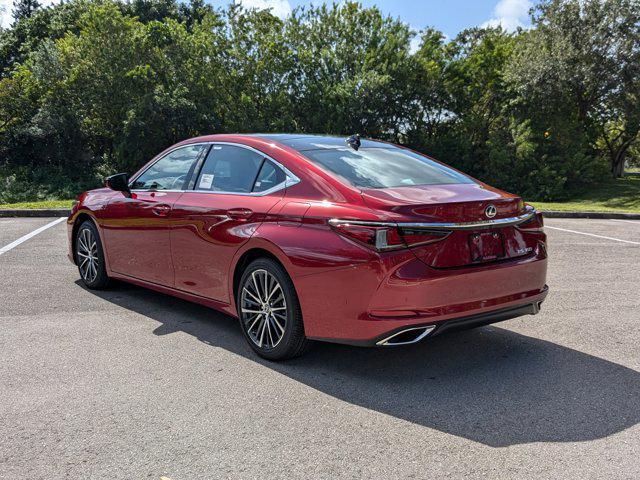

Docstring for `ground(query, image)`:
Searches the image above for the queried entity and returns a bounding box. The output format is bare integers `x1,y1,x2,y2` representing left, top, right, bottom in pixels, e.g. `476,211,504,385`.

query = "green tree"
1,0,91,76
178,0,213,31
121,0,180,23
12,0,41,21
54,2,228,170
507,0,640,177
284,2,412,137
217,3,295,132
404,28,452,150
444,28,518,179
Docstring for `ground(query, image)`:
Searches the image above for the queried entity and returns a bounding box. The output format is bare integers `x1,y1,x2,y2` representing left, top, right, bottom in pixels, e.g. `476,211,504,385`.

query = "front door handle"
227,208,253,220
152,204,171,217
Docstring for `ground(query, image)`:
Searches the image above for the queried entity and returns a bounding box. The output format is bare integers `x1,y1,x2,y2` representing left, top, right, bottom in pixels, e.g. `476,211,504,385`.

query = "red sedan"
68,134,548,360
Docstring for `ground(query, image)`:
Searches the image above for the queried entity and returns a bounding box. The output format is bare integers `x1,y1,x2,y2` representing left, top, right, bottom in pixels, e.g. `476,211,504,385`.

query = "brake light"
329,220,449,251
517,206,544,231
329,223,403,250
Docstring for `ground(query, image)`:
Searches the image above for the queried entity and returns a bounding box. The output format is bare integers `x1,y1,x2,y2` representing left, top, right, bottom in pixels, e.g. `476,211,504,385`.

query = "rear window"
303,147,474,189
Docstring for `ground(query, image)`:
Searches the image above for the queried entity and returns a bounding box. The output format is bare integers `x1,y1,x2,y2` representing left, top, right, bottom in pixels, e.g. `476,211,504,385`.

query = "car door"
170,143,290,302
102,144,207,286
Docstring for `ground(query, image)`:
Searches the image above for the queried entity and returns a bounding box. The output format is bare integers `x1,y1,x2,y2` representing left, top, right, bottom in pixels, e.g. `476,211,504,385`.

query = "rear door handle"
152,204,172,216
227,208,253,220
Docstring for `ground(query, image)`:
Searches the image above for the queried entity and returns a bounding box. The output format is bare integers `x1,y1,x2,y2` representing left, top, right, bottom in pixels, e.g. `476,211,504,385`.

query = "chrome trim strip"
329,211,535,230
129,189,186,193
128,141,300,197
328,218,396,227
376,325,436,346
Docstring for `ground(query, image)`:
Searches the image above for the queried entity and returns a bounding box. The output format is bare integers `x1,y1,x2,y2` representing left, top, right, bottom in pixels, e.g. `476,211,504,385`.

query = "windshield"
303,147,474,189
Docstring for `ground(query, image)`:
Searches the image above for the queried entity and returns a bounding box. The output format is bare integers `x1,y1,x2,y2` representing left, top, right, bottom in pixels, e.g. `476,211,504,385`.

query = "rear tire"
237,258,310,360
75,220,110,290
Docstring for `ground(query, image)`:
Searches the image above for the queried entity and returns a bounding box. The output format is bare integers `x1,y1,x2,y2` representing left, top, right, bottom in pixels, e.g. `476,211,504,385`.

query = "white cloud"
482,0,532,32
235,0,292,19
1,0,58,29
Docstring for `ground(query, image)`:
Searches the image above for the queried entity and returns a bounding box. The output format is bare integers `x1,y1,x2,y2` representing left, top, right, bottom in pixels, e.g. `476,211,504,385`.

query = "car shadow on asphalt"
79,280,640,448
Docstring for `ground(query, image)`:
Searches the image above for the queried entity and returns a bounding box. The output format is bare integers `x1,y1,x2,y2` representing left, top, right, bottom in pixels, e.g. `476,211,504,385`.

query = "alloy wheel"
240,269,288,349
77,227,99,284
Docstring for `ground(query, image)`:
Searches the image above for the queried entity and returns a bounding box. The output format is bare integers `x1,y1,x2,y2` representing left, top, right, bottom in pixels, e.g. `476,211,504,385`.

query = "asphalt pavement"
1,217,639,479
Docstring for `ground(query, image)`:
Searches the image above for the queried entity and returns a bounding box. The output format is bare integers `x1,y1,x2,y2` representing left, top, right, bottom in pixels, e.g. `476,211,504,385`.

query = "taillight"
398,227,449,247
517,206,544,232
329,222,403,250
329,219,449,251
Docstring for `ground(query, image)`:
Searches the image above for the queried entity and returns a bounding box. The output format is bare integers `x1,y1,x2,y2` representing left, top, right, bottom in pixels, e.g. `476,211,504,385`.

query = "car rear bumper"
350,298,545,347
296,245,548,345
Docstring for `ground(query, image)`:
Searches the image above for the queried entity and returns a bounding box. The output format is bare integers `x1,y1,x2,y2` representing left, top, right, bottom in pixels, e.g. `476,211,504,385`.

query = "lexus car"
68,134,548,360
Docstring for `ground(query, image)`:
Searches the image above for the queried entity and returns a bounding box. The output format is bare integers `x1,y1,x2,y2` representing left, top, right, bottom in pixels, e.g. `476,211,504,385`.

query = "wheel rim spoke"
77,228,99,283
270,314,285,334
251,272,263,301
243,287,262,304
247,314,261,332
241,269,288,350
78,236,88,253
258,315,267,347
266,316,274,347
79,261,89,278
266,283,281,302
263,272,269,302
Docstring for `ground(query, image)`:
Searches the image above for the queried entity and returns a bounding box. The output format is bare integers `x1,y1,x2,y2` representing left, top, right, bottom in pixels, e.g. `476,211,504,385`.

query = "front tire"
75,220,110,289
237,258,310,360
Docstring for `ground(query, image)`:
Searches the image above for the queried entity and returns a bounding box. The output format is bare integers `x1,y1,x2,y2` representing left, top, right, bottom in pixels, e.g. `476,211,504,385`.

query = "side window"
253,160,286,192
196,145,265,193
131,145,205,191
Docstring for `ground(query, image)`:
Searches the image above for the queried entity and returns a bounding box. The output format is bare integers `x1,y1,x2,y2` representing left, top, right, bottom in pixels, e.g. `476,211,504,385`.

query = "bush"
0,166,101,203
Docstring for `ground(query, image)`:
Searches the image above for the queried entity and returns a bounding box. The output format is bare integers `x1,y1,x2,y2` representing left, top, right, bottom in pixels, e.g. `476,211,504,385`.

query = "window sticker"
199,173,214,189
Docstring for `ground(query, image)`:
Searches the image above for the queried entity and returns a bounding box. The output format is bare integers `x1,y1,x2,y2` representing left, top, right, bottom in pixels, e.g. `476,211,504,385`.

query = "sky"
211,0,534,38
1,0,534,38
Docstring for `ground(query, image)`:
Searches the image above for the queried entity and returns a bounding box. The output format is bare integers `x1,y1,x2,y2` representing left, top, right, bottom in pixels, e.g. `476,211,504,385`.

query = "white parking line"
0,217,67,256
610,219,640,224
546,226,640,245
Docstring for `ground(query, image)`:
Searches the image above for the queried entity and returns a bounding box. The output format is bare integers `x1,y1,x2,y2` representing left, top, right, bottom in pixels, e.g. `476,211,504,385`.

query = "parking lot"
1,216,639,479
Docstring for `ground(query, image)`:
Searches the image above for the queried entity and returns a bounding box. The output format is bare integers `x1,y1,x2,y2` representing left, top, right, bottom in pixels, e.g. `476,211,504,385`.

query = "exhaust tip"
376,325,436,346
531,301,543,315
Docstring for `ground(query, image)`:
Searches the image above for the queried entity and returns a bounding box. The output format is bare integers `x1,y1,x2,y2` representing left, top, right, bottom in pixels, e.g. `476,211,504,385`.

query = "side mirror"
105,173,130,194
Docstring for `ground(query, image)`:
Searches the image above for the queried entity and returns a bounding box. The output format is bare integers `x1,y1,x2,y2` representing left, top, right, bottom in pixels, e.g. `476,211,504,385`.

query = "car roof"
246,134,390,151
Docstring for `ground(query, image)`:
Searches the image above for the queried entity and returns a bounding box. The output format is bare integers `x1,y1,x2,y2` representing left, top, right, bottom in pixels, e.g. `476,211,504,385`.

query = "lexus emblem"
485,204,497,218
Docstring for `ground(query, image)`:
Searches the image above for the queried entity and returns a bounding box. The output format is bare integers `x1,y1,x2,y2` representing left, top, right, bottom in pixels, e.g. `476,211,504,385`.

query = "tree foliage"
507,0,640,179
0,0,638,203
12,0,41,22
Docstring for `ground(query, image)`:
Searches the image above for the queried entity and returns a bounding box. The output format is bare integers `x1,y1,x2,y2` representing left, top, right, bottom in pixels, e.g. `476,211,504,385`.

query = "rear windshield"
302,147,474,189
